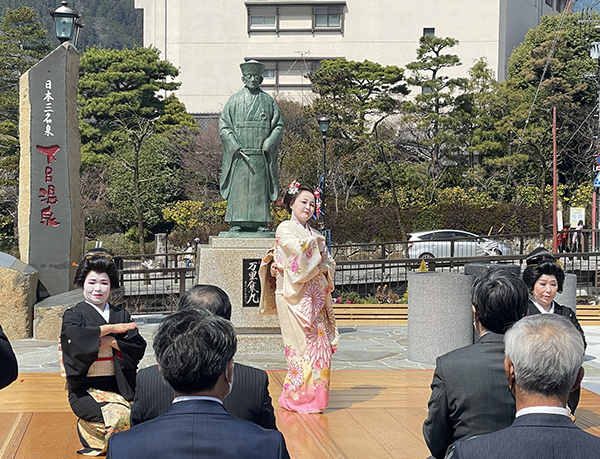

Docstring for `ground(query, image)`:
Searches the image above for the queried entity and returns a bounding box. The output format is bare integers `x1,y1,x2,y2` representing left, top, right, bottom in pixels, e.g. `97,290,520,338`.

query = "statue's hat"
240,60,265,76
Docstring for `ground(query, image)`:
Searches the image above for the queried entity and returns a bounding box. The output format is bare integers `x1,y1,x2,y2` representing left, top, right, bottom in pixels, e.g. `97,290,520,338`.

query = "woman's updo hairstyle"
74,249,120,290
522,247,565,294
282,182,315,213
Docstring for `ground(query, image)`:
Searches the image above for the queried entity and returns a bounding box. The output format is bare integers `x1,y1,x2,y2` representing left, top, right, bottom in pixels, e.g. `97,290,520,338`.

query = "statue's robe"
219,87,283,225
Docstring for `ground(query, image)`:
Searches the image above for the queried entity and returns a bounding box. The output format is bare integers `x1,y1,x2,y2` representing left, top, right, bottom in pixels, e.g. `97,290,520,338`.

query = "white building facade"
134,0,567,114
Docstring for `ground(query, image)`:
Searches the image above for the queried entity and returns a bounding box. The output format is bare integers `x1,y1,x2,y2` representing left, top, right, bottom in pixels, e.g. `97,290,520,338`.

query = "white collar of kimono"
531,298,554,315
86,301,110,323
291,219,313,235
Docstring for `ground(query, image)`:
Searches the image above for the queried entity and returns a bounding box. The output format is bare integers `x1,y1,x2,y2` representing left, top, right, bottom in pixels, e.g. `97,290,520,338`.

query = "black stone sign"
242,258,261,307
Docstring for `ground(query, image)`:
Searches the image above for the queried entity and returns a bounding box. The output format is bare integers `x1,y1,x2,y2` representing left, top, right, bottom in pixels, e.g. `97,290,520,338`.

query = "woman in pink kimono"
260,182,339,413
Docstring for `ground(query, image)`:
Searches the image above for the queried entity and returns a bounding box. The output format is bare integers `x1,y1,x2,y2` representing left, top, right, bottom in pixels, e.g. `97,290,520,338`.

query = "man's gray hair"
505,314,584,397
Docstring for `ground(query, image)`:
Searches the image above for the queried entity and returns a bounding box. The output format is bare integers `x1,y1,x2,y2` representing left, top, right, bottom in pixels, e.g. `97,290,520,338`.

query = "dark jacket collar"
512,413,577,429
476,331,505,344
165,398,228,416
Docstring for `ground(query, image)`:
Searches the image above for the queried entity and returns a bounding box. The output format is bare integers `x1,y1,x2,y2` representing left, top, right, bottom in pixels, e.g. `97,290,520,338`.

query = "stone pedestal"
198,236,282,353
407,272,473,365
18,43,83,299
33,289,84,341
0,253,38,339
556,273,577,313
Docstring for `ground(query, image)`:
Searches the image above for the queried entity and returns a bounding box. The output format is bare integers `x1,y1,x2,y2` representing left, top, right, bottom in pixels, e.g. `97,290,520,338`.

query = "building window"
315,6,341,28
246,58,333,87
247,3,344,34
422,86,432,94
250,15,276,27
423,27,435,36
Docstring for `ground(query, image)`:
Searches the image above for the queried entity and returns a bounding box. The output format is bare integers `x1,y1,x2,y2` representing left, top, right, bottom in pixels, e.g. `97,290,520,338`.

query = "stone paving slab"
8,324,600,396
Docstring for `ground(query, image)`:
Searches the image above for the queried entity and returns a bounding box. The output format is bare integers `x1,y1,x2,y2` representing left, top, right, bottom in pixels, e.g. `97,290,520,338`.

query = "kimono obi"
87,347,115,377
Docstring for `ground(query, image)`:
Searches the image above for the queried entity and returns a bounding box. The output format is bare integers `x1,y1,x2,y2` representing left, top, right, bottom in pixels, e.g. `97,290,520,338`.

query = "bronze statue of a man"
219,60,284,234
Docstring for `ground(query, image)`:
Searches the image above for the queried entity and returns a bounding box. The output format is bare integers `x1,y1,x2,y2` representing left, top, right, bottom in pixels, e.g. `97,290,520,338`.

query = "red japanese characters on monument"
36,144,61,227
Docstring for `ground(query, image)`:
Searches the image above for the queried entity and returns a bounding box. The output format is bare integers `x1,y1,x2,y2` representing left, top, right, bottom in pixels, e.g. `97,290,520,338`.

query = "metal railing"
334,251,600,299
112,252,196,314
114,231,600,312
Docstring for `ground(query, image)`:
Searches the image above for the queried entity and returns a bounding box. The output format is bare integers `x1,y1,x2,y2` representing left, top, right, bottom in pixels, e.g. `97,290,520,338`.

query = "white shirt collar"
172,395,223,405
516,406,569,418
532,299,554,315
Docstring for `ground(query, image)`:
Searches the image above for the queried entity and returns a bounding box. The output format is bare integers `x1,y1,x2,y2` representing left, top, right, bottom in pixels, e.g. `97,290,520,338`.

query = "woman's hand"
99,322,137,337
99,335,119,350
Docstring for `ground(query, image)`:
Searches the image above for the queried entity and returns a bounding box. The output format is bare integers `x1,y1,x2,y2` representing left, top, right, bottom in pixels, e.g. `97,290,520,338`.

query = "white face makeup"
83,271,111,307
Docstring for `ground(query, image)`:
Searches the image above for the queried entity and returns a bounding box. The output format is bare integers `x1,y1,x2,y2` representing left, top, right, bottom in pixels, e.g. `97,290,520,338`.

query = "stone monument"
18,43,84,299
0,253,38,339
218,60,283,236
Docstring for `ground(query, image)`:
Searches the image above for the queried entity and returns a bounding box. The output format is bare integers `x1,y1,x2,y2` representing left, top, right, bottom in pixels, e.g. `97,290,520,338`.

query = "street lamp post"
318,115,330,231
50,1,80,45
69,20,83,47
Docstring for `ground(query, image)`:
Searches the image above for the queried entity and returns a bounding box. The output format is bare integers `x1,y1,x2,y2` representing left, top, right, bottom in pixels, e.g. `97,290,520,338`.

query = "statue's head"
240,60,265,90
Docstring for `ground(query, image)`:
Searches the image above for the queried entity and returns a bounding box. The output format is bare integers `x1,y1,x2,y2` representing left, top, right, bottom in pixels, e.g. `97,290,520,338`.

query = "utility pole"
591,41,600,251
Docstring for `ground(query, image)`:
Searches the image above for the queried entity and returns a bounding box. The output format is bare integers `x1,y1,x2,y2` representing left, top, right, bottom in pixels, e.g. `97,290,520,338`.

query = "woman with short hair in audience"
260,181,339,413
61,251,146,455
522,247,586,413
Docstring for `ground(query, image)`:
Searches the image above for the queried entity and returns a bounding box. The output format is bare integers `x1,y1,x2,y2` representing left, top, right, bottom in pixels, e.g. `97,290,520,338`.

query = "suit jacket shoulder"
108,400,289,459
228,363,277,430
454,414,600,458
131,363,277,430
423,333,515,459
131,365,173,426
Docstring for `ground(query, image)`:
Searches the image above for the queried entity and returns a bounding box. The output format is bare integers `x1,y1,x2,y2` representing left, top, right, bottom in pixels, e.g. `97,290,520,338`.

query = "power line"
557,101,599,157
516,11,570,154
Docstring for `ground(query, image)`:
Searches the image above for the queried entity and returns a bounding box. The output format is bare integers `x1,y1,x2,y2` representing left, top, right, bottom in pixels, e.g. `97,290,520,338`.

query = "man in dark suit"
131,285,276,430
107,309,289,459
422,269,529,459
0,325,18,389
453,314,600,458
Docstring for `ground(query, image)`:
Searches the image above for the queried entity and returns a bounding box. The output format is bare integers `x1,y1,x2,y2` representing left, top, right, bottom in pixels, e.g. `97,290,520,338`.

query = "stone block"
0,253,38,339
407,272,473,365
198,236,280,332
33,289,84,341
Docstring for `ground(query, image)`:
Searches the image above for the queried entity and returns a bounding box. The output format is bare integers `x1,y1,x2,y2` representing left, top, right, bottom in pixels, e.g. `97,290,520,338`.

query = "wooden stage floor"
2,370,600,458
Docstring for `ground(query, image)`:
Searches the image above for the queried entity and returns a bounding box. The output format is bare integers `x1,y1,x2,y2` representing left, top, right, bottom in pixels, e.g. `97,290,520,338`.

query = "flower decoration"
287,180,300,195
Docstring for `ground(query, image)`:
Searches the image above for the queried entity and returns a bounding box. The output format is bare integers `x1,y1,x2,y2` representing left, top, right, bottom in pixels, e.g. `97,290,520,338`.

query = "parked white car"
408,230,513,259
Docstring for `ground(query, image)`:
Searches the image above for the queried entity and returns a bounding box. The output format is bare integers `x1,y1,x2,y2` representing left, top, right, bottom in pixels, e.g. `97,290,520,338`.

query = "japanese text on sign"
242,259,262,307
36,144,61,227
43,80,54,137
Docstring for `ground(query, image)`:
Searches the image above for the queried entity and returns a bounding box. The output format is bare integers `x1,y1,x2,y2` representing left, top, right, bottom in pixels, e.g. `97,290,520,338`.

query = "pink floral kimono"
259,220,339,413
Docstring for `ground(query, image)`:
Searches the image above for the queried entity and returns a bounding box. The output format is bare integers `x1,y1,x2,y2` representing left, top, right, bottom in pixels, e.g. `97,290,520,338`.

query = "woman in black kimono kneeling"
60,252,146,456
